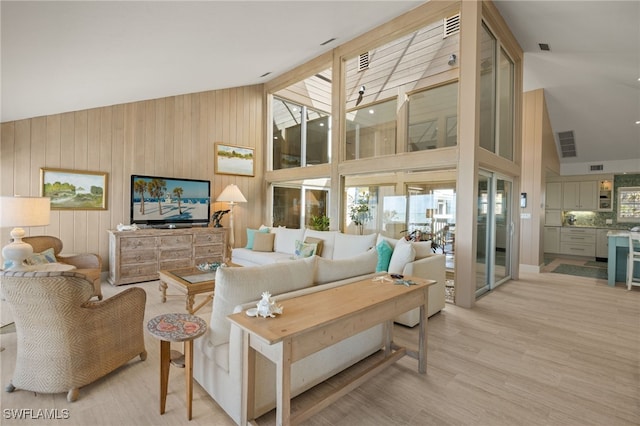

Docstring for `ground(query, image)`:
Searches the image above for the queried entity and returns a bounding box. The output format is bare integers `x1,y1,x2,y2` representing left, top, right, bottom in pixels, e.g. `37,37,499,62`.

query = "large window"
272,182,329,229
272,97,330,169
408,82,459,151
618,187,640,223
479,23,496,153
498,48,514,160
345,99,397,160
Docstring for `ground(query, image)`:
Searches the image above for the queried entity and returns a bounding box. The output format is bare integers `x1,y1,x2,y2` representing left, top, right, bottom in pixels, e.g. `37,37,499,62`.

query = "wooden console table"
228,275,436,426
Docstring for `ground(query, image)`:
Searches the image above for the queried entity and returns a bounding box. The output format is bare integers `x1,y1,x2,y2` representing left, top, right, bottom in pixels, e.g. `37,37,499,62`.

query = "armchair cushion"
24,248,57,265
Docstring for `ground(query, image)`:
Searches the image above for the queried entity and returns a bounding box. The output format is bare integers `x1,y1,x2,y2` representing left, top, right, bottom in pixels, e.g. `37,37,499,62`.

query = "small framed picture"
215,143,255,177
40,168,108,210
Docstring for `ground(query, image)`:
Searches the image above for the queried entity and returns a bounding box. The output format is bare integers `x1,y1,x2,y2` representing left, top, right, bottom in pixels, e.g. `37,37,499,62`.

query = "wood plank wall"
1,85,264,272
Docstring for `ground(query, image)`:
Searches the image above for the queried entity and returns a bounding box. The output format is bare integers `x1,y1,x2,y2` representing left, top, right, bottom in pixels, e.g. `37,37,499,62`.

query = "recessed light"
369,109,375,114
635,120,640,125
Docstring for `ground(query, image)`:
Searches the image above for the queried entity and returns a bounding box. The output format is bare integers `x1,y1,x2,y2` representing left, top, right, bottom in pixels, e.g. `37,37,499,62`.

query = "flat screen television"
130,174,211,228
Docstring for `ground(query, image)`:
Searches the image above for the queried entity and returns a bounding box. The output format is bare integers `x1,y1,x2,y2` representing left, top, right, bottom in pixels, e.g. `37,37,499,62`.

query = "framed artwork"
215,143,255,177
40,168,108,210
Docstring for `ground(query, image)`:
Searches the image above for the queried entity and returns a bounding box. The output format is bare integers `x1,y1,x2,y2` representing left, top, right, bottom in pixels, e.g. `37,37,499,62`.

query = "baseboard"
519,263,542,273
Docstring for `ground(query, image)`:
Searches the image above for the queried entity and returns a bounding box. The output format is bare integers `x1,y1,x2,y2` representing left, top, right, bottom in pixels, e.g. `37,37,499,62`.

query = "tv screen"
130,174,211,227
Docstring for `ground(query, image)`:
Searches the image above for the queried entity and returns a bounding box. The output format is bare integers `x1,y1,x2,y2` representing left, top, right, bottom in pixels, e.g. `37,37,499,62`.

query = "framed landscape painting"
40,168,108,210
215,143,255,177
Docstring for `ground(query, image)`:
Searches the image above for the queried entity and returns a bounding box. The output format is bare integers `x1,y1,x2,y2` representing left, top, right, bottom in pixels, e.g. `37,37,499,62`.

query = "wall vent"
590,164,604,172
557,130,577,158
358,52,369,71
443,13,461,38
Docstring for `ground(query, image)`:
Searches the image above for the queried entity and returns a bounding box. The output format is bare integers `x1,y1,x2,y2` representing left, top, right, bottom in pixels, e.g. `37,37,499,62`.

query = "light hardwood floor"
1,267,638,426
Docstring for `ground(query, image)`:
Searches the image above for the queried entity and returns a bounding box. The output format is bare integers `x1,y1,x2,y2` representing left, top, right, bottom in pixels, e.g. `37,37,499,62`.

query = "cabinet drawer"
159,248,192,261
121,237,156,251
195,232,224,245
560,242,595,257
121,250,157,265
195,244,223,257
160,258,192,270
121,263,158,278
159,235,192,247
560,234,595,244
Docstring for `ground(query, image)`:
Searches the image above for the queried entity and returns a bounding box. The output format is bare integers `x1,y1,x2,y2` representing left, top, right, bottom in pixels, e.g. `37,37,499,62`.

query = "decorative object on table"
215,143,255,177
216,184,247,248
394,278,417,286
40,168,108,210
211,209,230,227
255,291,283,318
117,223,139,231
196,262,223,272
0,196,51,271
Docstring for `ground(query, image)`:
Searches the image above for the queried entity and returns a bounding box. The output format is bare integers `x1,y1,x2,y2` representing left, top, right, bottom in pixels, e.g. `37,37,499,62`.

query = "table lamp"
216,184,246,248
0,196,51,270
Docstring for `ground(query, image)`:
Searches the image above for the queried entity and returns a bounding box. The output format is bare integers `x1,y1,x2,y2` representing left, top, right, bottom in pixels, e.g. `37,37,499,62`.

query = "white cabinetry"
562,181,597,210
596,229,609,259
545,182,563,210
544,227,561,253
560,227,596,257
597,180,613,211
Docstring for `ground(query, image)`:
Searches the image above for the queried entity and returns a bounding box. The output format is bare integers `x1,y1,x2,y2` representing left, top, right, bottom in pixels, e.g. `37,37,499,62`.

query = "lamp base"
2,227,34,270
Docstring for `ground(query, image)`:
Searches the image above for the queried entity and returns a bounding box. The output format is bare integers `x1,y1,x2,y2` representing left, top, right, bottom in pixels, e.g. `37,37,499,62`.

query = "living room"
1,1,639,425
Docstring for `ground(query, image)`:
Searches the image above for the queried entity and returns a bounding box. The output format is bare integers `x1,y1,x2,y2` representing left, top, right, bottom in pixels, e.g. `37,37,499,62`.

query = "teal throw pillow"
375,239,393,272
246,227,269,249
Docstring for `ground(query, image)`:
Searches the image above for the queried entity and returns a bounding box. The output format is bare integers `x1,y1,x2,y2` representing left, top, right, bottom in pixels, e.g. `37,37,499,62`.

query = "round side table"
147,313,207,421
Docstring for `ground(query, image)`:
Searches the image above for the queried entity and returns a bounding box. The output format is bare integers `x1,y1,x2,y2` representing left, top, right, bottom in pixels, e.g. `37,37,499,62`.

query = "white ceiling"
2,1,639,168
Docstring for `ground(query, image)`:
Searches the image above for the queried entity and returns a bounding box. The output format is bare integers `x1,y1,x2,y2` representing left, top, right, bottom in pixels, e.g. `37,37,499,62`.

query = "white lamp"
0,196,51,270
216,184,246,248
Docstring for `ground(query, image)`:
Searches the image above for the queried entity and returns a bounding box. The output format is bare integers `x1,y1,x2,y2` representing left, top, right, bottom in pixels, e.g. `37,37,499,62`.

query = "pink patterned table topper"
147,313,207,342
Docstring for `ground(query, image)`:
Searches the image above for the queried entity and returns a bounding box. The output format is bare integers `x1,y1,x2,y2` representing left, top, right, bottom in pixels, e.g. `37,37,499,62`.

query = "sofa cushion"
302,229,338,259
246,227,269,249
273,227,305,255
412,241,432,259
232,248,291,266
253,232,275,252
294,240,317,259
332,233,377,260
210,257,316,346
375,239,393,272
388,238,416,275
315,249,377,285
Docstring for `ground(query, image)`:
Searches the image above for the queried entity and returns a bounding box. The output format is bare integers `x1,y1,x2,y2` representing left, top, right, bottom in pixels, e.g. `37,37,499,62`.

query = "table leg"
159,281,168,303
276,340,292,426
240,331,256,426
185,340,194,420
160,340,170,414
418,304,427,374
186,295,195,315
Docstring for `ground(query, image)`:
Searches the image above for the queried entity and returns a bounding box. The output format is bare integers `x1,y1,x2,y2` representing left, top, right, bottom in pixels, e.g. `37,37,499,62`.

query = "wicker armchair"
0,271,147,402
22,235,103,300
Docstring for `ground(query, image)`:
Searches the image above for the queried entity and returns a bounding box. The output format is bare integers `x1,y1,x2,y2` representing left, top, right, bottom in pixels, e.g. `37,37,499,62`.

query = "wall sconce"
448,54,457,66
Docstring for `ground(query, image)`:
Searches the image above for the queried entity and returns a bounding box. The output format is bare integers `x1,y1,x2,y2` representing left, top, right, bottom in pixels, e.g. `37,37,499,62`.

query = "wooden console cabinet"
107,227,227,285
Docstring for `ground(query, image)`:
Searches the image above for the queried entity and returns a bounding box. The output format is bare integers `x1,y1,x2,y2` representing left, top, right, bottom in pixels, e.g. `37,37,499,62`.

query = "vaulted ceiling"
2,1,639,169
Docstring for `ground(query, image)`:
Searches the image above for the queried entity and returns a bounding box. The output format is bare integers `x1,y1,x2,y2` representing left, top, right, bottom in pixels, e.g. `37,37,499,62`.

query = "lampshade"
0,196,51,227
216,184,247,204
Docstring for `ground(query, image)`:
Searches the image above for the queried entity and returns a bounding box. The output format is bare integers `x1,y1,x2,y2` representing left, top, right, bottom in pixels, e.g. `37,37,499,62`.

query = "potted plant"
309,215,330,231
349,192,371,235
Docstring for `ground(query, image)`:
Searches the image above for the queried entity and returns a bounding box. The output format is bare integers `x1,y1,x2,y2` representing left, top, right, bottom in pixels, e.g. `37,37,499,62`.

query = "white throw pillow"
412,241,432,259
273,227,305,255
387,237,416,275
332,232,378,260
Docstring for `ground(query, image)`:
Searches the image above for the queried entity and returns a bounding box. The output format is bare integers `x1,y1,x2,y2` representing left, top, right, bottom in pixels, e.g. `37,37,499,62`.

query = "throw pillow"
293,240,317,259
252,232,275,252
24,247,57,265
245,227,269,249
375,239,393,272
303,237,324,257
387,238,416,275
273,227,305,255
332,233,378,260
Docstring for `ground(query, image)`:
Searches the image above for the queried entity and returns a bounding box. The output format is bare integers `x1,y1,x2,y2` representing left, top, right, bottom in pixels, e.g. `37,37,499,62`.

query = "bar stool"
627,232,640,290
147,313,207,420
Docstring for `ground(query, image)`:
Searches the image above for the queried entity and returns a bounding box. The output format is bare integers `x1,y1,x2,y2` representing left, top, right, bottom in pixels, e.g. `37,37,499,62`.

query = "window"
345,99,397,160
272,97,330,169
618,187,640,223
498,48,514,160
408,82,459,151
272,182,329,229
479,23,496,153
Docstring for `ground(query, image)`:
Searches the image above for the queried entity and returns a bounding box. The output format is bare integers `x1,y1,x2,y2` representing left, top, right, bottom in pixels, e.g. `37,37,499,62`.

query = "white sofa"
193,252,384,424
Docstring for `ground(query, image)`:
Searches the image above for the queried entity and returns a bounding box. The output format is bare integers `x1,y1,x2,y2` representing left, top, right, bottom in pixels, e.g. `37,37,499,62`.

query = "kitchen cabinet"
562,181,597,210
596,228,609,259
545,182,563,210
560,227,596,257
544,226,561,253
597,179,613,211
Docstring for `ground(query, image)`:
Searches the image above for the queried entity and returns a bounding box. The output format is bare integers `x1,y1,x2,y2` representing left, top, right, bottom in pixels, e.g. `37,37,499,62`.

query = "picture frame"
215,143,255,177
40,168,108,210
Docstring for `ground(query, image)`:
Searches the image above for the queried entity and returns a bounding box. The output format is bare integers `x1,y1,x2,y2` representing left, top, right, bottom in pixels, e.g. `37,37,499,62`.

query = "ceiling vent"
443,13,461,38
557,130,577,158
358,52,369,72
590,164,604,172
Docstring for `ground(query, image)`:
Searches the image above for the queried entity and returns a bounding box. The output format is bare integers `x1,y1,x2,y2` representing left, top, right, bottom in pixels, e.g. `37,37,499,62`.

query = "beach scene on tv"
132,177,210,223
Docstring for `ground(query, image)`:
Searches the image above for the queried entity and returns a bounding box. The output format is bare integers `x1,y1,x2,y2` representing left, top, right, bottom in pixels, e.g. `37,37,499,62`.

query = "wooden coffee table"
159,267,217,314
